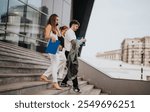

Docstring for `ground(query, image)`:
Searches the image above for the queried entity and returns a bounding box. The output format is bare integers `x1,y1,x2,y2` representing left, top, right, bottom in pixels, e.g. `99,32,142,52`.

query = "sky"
81,0,150,58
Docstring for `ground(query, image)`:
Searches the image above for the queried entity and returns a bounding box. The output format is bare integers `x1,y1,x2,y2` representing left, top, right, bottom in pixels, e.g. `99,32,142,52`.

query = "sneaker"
60,83,70,87
73,87,81,93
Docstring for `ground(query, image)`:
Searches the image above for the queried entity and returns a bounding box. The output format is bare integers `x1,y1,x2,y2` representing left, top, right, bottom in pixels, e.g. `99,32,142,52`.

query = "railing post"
141,64,143,80
141,51,144,80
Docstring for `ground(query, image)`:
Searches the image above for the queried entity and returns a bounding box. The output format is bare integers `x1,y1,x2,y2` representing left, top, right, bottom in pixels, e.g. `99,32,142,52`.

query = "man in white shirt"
64,23,78,57
61,20,81,92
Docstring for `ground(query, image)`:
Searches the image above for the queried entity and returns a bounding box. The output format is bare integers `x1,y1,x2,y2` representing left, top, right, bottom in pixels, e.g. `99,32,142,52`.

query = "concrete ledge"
78,58,150,95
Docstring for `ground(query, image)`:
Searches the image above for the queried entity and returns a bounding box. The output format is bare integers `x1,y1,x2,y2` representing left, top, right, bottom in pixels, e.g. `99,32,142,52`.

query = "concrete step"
79,85,94,95
67,80,88,88
0,81,51,95
0,41,45,58
0,51,50,64
34,80,88,95
0,58,50,66
58,81,89,95
0,46,47,61
0,65,47,73
32,87,70,95
77,77,83,81
0,73,41,78
0,61,49,69
88,89,101,95
100,93,109,95
0,61,48,69
0,45,46,59
0,73,45,85
59,85,94,95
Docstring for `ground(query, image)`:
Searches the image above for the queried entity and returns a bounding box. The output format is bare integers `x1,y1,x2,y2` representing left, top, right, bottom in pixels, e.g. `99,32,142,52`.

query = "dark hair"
46,14,58,34
69,20,80,27
60,26,68,31
47,14,58,25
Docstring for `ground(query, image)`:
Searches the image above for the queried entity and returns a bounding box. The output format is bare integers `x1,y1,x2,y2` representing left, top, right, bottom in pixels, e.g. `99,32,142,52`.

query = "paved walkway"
80,56,150,80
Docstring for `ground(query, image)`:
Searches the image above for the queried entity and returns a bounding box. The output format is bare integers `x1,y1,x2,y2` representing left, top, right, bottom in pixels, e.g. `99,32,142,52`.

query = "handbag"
45,39,60,54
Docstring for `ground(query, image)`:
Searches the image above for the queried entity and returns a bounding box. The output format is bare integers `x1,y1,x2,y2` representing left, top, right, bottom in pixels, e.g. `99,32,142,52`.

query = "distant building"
121,36,150,66
96,49,121,60
96,36,150,67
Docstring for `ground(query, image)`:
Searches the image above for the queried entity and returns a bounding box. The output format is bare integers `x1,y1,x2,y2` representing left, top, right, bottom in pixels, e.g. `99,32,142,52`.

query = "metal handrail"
0,28,48,44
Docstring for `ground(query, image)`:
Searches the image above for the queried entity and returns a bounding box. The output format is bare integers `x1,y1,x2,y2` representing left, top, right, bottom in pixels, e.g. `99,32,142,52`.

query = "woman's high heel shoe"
40,75,52,83
52,83,63,90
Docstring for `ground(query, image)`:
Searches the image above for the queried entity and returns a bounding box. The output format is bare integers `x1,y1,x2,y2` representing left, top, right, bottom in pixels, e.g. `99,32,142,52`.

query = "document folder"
45,40,60,54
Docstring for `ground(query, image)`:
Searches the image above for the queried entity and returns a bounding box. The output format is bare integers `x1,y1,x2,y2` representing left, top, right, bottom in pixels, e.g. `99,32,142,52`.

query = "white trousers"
57,50,66,79
43,49,66,82
43,53,59,82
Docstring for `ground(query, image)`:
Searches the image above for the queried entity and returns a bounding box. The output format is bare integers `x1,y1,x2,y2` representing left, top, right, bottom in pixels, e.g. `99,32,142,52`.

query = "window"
132,45,134,48
131,61,134,64
132,51,134,58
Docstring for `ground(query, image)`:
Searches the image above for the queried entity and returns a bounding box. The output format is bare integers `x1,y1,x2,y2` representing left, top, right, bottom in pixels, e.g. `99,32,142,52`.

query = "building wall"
97,36,150,67
96,49,121,60
121,36,150,66
42,0,72,26
0,0,72,51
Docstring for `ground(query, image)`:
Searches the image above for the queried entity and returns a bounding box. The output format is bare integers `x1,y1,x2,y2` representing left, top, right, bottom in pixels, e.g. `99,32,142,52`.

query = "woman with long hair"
40,14,62,90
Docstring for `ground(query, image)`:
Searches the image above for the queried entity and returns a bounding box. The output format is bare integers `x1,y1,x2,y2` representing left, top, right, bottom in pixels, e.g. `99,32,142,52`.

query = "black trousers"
62,51,78,88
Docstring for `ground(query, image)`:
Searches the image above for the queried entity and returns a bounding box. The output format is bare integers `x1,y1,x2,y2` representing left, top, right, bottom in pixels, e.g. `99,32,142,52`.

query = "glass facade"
0,0,72,52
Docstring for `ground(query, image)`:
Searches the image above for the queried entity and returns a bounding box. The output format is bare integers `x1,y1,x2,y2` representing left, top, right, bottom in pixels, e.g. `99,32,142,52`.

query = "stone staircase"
0,41,105,95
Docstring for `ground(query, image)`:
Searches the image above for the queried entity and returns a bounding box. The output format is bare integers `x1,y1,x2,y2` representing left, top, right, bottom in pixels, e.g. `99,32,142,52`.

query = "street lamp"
141,50,144,80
